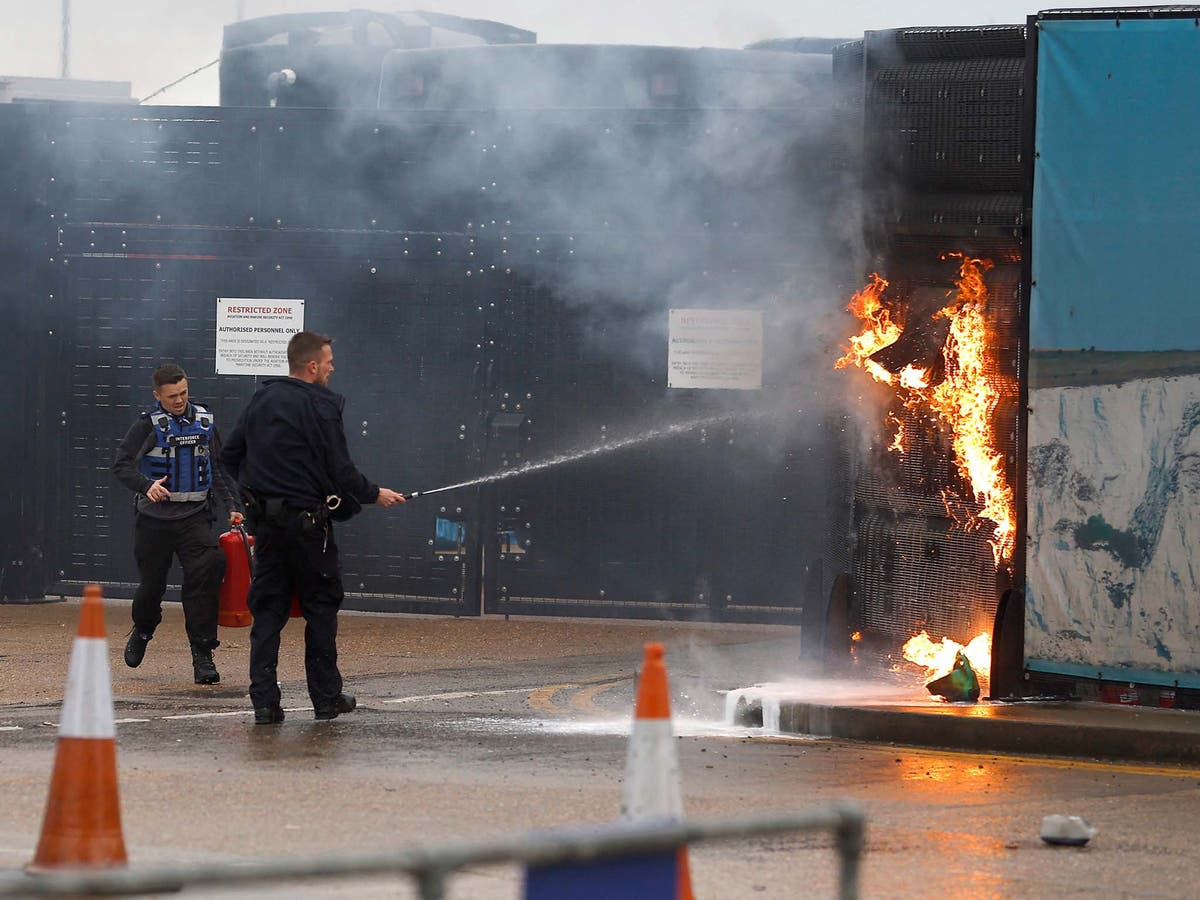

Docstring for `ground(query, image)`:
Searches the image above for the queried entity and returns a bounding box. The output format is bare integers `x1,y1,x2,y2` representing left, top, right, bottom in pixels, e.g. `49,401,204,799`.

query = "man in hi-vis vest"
112,364,243,684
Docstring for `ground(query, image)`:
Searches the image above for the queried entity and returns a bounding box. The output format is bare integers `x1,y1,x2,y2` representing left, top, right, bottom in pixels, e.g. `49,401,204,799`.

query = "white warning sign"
667,308,763,390
215,298,305,376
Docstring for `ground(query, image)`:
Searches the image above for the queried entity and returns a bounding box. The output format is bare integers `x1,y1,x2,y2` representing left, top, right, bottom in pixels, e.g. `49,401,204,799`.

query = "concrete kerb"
774,700,1200,765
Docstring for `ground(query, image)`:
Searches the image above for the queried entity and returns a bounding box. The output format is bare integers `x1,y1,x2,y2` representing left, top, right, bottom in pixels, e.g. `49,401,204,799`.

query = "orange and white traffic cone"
621,642,694,900
28,584,127,871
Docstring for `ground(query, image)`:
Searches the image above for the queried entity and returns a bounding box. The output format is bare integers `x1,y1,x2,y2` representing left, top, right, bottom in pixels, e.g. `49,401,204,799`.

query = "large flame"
902,630,992,685
835,255,1016,564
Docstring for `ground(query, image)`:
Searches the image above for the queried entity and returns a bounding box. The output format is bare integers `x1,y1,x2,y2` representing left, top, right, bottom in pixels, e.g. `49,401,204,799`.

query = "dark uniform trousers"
132,512,224,650
246,510,345,710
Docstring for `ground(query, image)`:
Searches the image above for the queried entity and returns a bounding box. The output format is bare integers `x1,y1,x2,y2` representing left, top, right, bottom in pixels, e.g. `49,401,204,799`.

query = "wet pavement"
3,598,1200,897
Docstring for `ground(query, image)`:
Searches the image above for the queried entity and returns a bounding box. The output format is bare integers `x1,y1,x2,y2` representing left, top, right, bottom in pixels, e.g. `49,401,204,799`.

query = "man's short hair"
287,331,333,372
152,364,187,389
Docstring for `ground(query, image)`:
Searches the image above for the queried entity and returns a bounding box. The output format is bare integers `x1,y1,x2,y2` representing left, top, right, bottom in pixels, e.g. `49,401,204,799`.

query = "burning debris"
835,254,1016,565
925,651,980,702
902,630,991,702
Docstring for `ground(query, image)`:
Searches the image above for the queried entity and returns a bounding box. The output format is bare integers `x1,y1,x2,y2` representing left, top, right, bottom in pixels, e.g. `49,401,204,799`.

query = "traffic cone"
28,584,127,871
621,642,694,900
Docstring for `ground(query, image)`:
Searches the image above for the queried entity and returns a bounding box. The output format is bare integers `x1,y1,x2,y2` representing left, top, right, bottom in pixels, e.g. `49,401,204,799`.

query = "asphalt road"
2,602,1199,898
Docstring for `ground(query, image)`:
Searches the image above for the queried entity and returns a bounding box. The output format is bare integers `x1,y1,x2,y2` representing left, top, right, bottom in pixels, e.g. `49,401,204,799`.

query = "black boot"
254,705,285,725
191,645,220,685
313,693,356,721
124,628,152,668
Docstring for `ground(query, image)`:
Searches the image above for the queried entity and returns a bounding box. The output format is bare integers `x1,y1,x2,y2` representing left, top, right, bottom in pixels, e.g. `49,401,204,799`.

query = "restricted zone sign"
215,298,305,376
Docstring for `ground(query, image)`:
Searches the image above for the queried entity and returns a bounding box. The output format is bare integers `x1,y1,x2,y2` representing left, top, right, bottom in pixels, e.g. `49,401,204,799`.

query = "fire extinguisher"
218,526,254,627
218,525,302,626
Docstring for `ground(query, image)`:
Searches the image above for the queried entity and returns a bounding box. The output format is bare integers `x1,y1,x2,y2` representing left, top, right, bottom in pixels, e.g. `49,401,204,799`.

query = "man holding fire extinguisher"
221,331,405,724
112,364,244,685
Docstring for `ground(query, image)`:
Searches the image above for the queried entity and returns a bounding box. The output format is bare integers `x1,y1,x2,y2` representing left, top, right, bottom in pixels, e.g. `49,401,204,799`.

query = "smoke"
274,39,861,448
4,6,877,628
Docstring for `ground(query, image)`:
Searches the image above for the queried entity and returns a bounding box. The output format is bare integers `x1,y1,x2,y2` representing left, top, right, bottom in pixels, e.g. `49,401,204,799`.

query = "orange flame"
835,255,1016,564
834,273,899,386
902,630,992,685
929,255,1015,564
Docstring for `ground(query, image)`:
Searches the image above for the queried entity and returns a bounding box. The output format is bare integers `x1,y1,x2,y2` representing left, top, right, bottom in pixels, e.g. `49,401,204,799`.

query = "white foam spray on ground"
723,676,932,731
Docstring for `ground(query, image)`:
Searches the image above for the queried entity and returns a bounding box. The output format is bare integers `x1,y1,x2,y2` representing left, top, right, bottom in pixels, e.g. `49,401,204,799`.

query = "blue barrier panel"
1028,12,1200,684
525,850,677,899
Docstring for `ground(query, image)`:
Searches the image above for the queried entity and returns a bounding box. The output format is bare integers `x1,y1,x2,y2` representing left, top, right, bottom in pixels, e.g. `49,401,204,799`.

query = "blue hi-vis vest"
138,403,214,501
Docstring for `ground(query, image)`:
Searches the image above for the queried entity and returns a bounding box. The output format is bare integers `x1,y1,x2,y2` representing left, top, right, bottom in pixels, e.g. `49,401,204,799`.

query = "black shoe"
313,693,356,720
124,629,151,668
191,646,220,685
254,705,285,725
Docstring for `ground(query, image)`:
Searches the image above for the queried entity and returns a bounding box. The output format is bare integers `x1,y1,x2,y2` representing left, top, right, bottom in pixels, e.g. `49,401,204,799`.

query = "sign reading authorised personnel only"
215,298,305,376
667,308,763,390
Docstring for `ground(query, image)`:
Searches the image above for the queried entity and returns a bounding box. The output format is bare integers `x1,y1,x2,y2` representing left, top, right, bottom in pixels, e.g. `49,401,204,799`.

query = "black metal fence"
833,25,1026,654
1,94,851,628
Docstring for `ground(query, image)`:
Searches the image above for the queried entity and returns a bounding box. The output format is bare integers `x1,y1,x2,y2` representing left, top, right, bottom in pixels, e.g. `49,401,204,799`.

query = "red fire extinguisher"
218,525,302,626
218,527,254,627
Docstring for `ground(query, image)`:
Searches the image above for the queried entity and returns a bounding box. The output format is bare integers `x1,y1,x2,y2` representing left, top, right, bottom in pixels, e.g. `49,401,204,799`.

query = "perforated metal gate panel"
9,96,851,624
839,25,1026,651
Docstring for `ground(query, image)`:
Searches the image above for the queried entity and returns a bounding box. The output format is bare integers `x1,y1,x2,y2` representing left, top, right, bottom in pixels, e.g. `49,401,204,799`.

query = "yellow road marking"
528,684,572,715
528,674,629,715
570,679,631,715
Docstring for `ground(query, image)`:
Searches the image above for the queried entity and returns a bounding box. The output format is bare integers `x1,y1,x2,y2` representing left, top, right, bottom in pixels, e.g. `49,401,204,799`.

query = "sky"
0,1,1108,106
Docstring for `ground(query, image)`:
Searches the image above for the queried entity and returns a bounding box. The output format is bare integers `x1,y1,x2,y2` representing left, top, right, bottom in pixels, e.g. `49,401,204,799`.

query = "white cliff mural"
1027,370,1200,676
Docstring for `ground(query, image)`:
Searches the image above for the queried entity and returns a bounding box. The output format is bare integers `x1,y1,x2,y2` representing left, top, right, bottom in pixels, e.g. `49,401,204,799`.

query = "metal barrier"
0,804,866,899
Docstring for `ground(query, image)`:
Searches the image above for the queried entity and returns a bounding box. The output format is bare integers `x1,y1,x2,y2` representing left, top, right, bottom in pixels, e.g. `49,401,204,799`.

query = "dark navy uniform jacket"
220,376,379,511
